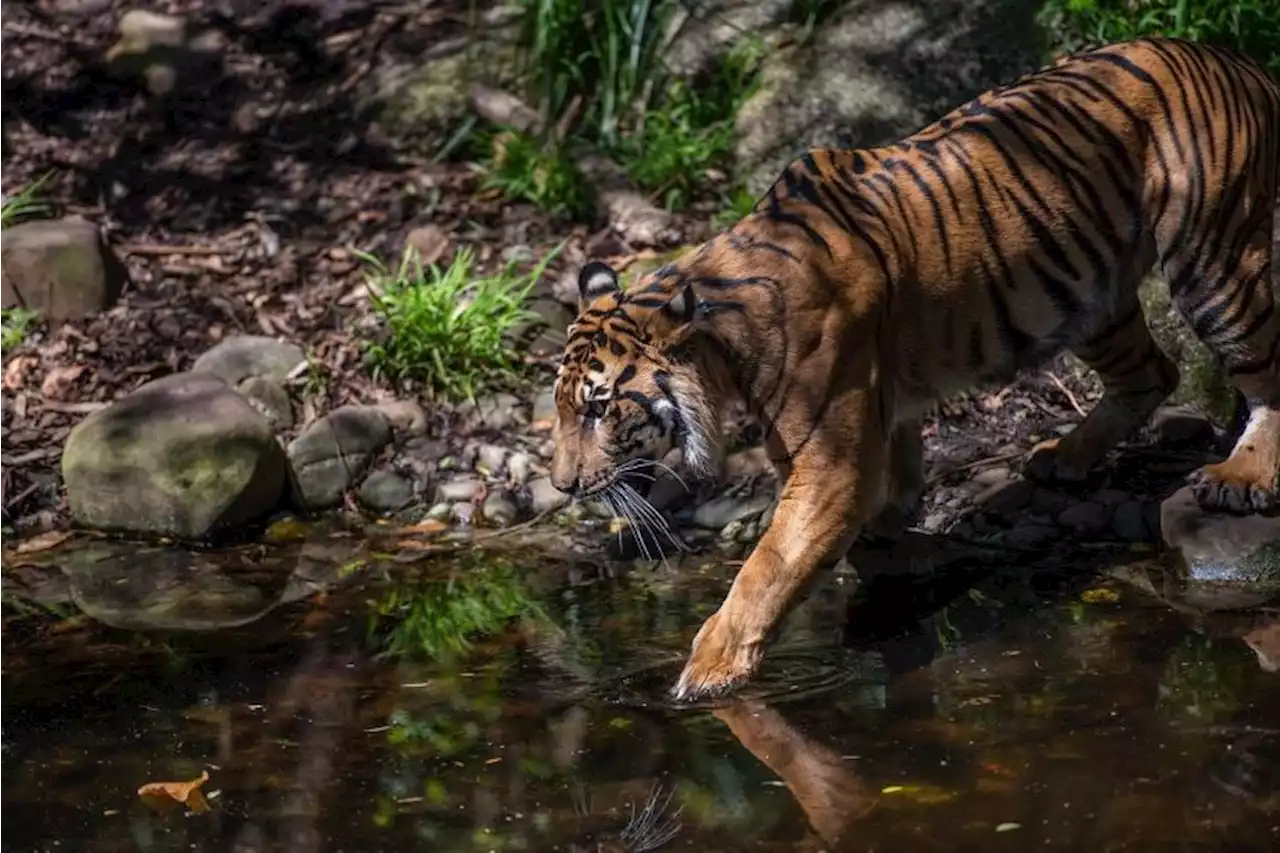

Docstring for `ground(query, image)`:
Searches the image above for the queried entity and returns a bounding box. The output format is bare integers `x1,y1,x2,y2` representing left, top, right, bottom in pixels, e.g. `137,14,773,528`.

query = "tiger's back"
550,37,1280,702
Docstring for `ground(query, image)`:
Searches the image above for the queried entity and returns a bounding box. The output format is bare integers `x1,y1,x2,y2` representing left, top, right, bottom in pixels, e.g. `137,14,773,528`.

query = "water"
3,526,1278,852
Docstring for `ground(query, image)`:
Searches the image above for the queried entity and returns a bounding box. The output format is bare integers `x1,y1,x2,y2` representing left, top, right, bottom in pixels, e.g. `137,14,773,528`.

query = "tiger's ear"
578,261,621,308
651,282,699,343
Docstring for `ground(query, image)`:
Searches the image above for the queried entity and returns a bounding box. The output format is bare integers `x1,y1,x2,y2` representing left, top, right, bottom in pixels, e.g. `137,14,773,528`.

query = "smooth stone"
1057,501,1112,534
236,376,293,431
1111,500,1151,542
481,491,519,526
286,405,394,510
192,335,305,386
357,469,416,514
1161,486,1280,610
529,476,570,514
692,492,775,530
975,479,1035,515
436,477,484,503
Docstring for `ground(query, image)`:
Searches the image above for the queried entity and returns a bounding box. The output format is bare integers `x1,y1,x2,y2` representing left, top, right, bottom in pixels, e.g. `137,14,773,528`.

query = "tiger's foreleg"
1026,294,1179,484
671,391,888,701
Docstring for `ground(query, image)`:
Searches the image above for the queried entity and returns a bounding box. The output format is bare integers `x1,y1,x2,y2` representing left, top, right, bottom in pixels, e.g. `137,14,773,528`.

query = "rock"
1242,618,1280,672
576,151,678,246
1161,486,1280,610
476,443,510,477
529,476,570,514
436,477,484,504
1003,522,1061,549
531,386,557,429
508,292,574,357
972,466,1013,487
62,372,285,538
1093,489,1130,509
357,469,416,514
286,406,394,510
734,1,1042,194
403,224,452,266
1149,404,1216,447
464,392,528,431
506,452,534,489
104,10,223,96
374,400,428,437
1139,276,1238,425
481,491,519,527
192,335,305,386
665,0,792,79
692,492,774,530
236,376,293,431
1056,501,1112,534
975,478,1035,516
1111,500,1151,542
1,217,127,323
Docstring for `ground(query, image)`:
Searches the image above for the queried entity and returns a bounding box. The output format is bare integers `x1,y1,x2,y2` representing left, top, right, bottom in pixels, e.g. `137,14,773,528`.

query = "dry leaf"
14,530,72,554
3,355,39,392
386,518,447,537
138,769,211,813
40,363,88,400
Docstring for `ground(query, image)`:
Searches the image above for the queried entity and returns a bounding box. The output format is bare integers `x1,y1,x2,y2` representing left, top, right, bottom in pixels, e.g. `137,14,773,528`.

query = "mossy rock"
1138,275,1239,426
375,42,523,139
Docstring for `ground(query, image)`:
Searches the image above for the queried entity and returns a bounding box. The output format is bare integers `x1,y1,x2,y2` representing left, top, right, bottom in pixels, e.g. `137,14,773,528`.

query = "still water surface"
3,527,1277,852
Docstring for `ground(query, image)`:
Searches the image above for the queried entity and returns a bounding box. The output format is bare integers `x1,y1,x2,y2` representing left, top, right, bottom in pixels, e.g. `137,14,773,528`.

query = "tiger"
549,37,1280,702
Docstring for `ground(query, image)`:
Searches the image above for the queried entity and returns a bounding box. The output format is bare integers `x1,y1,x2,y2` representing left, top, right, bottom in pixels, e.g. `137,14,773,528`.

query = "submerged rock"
61,372,285,538
1161,486,1280,610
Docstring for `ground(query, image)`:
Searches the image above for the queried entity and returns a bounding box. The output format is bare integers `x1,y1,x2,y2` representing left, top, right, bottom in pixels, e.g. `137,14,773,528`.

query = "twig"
4,482,39,510
925,449,1028,486
39,400,108,414
469,508,558,541
1043,371,1087,418
118,244,229,256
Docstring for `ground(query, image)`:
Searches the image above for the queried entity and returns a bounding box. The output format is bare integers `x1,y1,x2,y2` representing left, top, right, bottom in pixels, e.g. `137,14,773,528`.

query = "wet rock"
1242,618,1280,672
506,452,533,489
286,406,394,509
1161,486,1280,610
975,478,1035,516
529,476,570,514
193,335,305,386
1149,404,1216,447
62,372,285,538
236,376,293,431
358,469,416,514
1111,500,1151,542
436,477,484,504
482,491,519,527
1057,501,1112,534
692,493,774,530
476,443,510,477
1,217,127,323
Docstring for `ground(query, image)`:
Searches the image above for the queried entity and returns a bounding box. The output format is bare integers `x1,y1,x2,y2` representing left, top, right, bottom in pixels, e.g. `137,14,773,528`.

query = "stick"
1043,371,1087,418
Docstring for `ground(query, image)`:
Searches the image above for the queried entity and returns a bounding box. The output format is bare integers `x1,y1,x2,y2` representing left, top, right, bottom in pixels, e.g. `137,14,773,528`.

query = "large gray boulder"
61,372,286,538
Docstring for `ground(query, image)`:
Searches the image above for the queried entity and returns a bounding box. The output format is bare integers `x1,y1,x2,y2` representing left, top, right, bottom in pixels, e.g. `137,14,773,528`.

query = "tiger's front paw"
671,610,762,703
1190,461,1278,514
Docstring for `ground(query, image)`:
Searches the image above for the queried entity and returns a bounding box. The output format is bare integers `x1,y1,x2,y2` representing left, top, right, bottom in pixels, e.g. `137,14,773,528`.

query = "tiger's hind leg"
1173,219,1279,513
1026,295,1180,485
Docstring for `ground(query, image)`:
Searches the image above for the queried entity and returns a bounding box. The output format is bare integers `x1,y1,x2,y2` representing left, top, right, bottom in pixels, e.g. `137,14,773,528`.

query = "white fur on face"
670,386,714,479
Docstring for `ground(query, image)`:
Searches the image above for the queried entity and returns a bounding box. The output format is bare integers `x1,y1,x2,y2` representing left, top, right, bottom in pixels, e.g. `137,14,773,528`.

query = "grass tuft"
1,173,52,229
477,129,593,221
2,308,40,352
357,241,562,402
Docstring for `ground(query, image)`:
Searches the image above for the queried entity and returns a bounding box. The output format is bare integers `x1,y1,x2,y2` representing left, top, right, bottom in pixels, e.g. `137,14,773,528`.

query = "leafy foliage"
1037,0,1280,75
478,129,593,220
2,308,40,351
357,242,561,401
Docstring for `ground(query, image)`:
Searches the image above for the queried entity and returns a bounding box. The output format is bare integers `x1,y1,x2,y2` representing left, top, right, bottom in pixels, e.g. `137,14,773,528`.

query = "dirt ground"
1,0,1203,536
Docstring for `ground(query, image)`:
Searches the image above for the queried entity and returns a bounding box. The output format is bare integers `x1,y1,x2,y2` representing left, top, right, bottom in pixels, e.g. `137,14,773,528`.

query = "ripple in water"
596,644,884,711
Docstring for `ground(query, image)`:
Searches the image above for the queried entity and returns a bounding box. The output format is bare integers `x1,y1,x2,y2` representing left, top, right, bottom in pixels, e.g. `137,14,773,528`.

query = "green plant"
367,556,547,663
2,308,39,351
357,241,561,401
478,129,593,219
1037,0,1280,76
712,186,762,228
1,174,51,229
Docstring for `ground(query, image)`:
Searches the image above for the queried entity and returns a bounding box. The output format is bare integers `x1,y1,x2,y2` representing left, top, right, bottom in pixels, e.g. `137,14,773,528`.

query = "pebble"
529,476,570,514
1056,501,1112,533
506,452,534,489
358,469,416,514
435,477,484,503
476,443,510,477
975,479,1035,515
482,491,519,526
692,493,774,530
531,387,557,428
972,466,1013,487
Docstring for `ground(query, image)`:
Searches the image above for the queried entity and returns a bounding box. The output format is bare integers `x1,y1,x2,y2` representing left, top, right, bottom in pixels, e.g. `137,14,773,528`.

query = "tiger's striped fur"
550,37,1280,701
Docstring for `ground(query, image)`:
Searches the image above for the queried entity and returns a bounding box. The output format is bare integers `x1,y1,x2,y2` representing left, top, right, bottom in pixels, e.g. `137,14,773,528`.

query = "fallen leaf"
387,518,447,537
2,355,39,392
40,363,88,400
1081,587,1121,604
138,770,211,813
14,530,72,554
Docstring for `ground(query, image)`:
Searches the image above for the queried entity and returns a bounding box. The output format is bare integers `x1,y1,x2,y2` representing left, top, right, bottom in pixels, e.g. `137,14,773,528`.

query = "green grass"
2,308,39,351
1,174,51,229
357,241,562,402
1037,0,1280,75
477,129,593,220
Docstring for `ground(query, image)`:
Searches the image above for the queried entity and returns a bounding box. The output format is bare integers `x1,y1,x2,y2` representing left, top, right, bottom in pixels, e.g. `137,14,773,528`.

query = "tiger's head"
550,260,722,500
